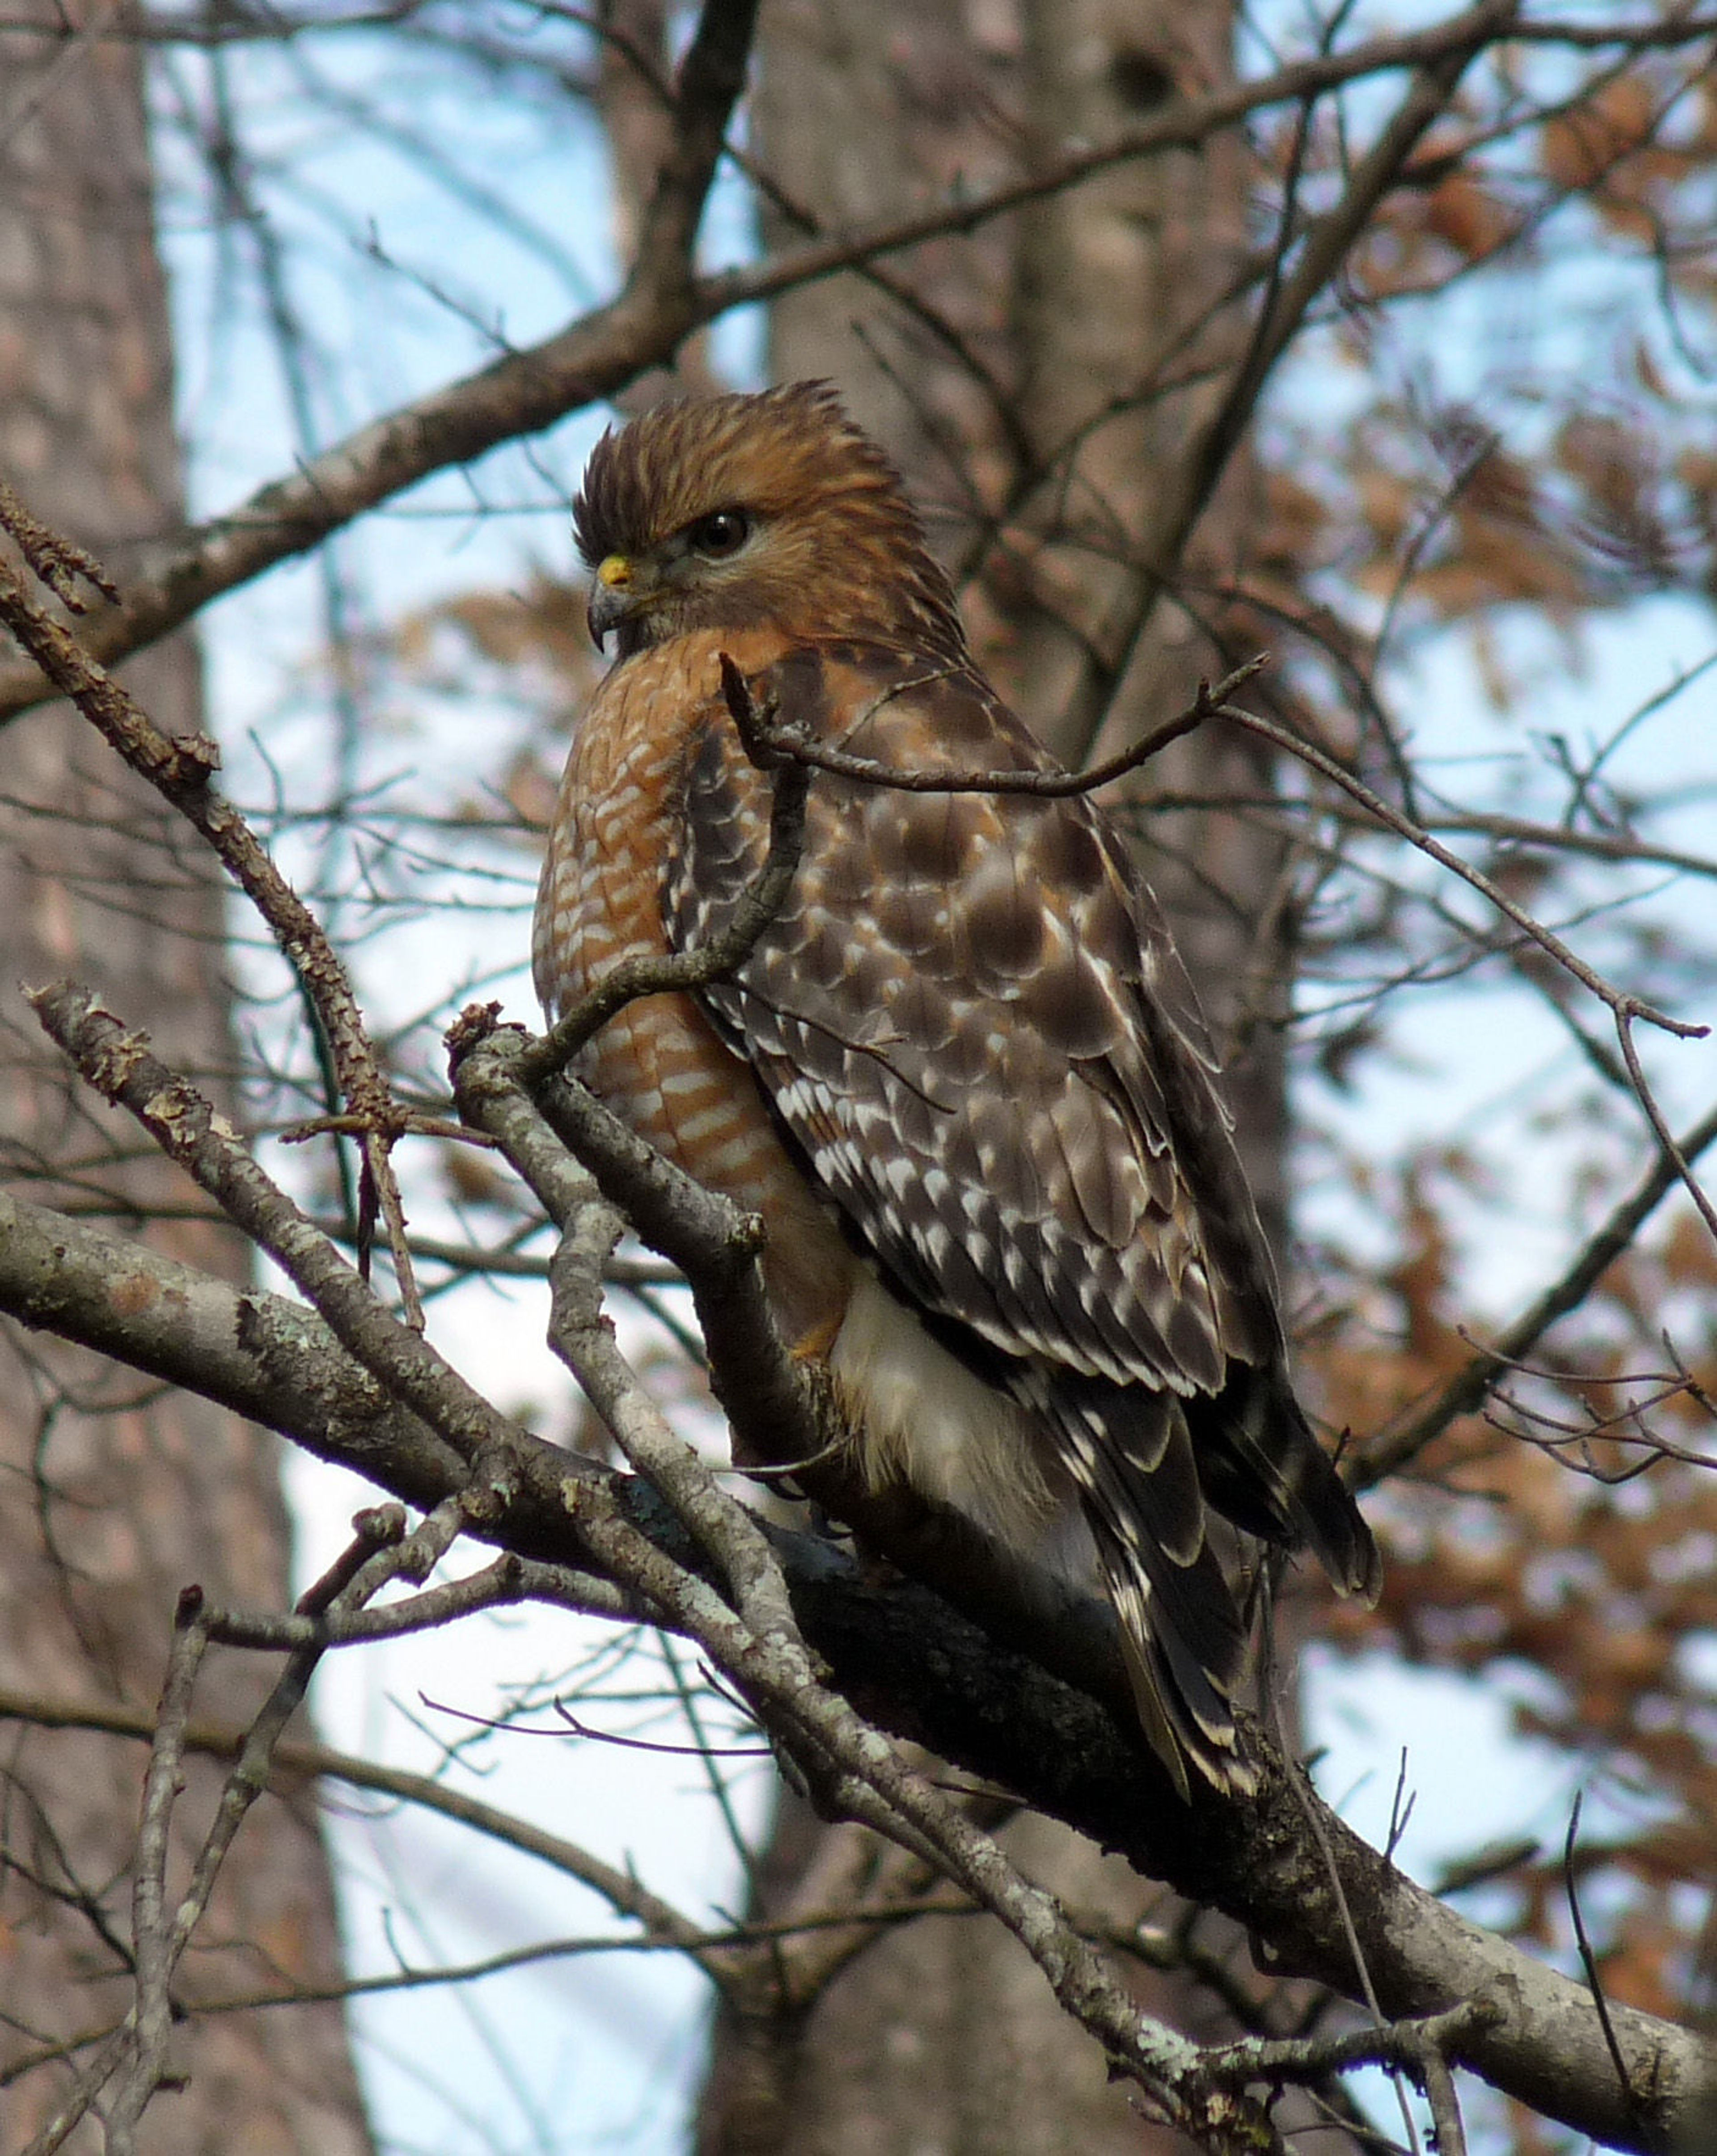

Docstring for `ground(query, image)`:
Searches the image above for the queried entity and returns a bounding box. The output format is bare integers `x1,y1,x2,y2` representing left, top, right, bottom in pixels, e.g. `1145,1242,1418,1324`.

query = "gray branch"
1,1179,1712,2151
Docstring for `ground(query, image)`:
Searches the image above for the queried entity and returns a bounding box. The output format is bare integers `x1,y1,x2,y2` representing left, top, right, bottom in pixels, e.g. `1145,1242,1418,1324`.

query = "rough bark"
697,5,1318,2152
1006,0,1292,1225
0,9,373,2148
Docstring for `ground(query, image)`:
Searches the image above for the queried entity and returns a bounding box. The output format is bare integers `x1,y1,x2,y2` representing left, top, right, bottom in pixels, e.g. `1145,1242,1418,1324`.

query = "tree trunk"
0,11,373,2148
697,5,1338,2152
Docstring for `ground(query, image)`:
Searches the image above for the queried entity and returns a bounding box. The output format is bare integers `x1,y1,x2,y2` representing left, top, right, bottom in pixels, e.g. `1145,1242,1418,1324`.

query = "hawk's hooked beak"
588,553,642,651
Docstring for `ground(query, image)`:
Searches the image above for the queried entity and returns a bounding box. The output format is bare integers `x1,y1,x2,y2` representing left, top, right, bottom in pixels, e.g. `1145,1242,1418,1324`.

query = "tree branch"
1363,1093,1717,1481
3,6,1708,723
0,1175,1710,2150
0,525,426,1317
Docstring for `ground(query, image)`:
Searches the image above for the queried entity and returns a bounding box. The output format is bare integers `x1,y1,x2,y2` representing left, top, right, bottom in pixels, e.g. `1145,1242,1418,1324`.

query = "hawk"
533,381,1379,1796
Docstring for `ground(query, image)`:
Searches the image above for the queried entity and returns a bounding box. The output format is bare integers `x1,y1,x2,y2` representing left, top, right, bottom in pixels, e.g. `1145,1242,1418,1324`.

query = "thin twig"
1219,699,1705,1040
0,1682,748,1985
195,1554,599,1650
1564,1792,1654,2150
1614,1010,1717,1245
1266,1685,1425,2156
0,476,120,608
518,655,809,1082
1201,1995,1497,2096
0,517,427,1325
1362,1094,1717,1481
104,1593,212,2152
748,662,1250,797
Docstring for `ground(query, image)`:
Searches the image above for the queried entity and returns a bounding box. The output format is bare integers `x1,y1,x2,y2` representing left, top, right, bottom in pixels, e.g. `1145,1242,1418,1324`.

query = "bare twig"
1362,1094,1717,1481
1267,1683,1426,2156
745,660,1251,797
0,1681,755,1988
517,654,809,1081
0,523,427,1323
194,1552,634,1650
0,476,120,608
17,2025,132,2156
1614,1010,1717,1245
1201,1994,1497,2100
104,1593,211,2152
1565,1793,1656,2151
1218,699,1705,1040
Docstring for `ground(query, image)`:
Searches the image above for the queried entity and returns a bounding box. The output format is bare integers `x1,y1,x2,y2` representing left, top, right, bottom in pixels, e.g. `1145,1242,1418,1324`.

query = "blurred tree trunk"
0,10,373,2148
752,0,1291,1222
692,4,1340,2153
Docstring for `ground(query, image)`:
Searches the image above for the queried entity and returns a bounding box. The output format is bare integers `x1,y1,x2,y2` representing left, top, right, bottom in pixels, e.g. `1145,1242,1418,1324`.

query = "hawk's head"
572,382,966,664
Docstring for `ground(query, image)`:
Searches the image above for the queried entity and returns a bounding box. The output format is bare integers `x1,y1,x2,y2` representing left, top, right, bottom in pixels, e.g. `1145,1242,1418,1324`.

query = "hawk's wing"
668,646,1271,1374
662,641,1375,1779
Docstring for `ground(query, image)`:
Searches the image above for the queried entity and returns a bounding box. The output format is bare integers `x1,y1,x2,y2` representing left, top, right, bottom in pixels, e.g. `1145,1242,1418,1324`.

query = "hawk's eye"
688,508,751,559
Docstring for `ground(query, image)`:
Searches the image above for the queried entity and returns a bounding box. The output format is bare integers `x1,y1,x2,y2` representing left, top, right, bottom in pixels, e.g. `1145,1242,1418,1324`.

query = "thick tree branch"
0,1176,1711,2150
3,7,1710,724
456,1018,1142,1733
627,0,759,286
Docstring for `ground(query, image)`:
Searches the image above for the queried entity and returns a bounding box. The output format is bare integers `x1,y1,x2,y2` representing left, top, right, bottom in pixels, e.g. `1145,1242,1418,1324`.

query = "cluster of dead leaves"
1305,1145,1717,2042
1246,59,1717,706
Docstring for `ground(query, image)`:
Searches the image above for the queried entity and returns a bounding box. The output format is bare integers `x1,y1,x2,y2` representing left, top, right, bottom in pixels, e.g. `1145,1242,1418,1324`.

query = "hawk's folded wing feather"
668,646,1277,1388
660,641,1377,1790
665,644,1273,1393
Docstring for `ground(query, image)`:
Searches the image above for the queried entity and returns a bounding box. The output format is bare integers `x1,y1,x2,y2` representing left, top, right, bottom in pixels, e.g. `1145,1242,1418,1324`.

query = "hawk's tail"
1187,1363,1383,1604
1035,1372,1379,1799
1032,1378,1252,1797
